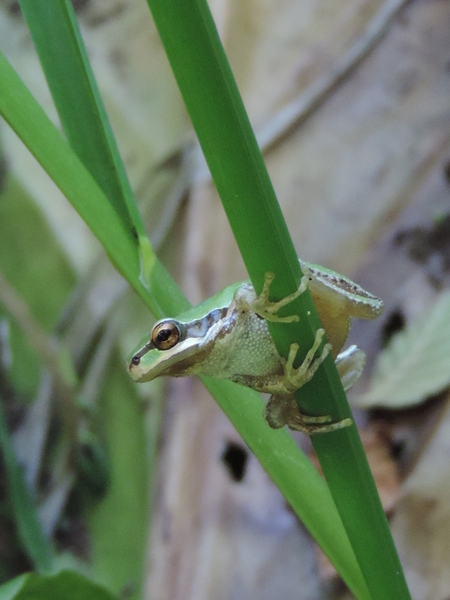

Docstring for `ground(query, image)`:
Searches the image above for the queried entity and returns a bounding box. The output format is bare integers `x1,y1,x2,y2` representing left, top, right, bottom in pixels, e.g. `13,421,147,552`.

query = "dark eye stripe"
184,306,228,337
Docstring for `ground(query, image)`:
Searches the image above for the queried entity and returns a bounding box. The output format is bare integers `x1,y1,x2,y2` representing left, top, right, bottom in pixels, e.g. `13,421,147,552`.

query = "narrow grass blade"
0,571,117,600
19,0,154,283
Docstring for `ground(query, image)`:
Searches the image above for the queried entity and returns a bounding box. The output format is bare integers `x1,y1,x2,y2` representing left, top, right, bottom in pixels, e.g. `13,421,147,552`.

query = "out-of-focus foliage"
0,571,117,600
358,291,450,408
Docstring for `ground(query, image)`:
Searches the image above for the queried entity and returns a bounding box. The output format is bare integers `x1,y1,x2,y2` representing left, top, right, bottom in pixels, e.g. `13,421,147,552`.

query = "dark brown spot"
381,309,406,347
71,0,90,13
7,1,21,17
221,441,248,482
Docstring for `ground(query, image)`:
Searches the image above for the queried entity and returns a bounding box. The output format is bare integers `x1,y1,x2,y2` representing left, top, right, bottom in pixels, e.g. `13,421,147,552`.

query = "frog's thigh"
264,394,294,429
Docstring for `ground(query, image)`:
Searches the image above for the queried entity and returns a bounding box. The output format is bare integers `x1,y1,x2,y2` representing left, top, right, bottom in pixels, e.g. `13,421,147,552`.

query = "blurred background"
0,0,449,598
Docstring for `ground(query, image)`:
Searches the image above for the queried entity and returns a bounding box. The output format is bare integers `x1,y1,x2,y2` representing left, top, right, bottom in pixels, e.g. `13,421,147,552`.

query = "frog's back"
175,282,243,324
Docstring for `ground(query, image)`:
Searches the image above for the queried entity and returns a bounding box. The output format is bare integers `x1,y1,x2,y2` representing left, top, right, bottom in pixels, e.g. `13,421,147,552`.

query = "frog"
127,259,384,434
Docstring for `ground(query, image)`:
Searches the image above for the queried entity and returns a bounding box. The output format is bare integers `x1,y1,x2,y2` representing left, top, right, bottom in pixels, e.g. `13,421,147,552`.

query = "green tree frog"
127,260,383,434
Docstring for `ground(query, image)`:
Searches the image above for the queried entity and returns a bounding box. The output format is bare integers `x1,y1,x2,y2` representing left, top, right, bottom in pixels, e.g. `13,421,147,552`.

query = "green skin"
127,260,383,434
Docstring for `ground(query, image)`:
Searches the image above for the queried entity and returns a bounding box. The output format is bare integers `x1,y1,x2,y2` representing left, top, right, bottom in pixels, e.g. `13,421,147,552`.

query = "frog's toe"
290,417,353,435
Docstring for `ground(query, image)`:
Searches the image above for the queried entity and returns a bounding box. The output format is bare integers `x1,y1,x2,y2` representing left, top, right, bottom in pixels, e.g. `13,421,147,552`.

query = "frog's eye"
151,320,181,350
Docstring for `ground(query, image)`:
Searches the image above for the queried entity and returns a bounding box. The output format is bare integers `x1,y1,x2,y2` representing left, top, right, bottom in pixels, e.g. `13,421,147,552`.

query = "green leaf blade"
19,0,152,278
0,571,117,600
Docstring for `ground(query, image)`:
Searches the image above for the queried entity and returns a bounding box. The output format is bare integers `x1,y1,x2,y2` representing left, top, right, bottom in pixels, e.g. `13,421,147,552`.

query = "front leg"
234,272,309,323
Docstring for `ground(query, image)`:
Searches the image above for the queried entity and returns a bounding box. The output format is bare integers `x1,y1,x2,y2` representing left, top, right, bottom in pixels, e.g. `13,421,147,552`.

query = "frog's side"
128,259,383,434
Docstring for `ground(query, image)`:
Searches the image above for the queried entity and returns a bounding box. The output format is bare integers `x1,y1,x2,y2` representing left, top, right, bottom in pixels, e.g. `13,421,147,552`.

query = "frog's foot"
236,272,309,323
335,345,366,392
263,329,352,434
282,328,332,391
264,394,353,435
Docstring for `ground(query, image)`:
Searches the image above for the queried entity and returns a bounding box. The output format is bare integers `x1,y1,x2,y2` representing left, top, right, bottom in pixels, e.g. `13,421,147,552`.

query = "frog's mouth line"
128,336,214,382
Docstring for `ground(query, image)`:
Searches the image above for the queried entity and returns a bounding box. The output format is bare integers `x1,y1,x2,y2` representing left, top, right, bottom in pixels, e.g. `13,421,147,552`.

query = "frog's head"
127,318,211,382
